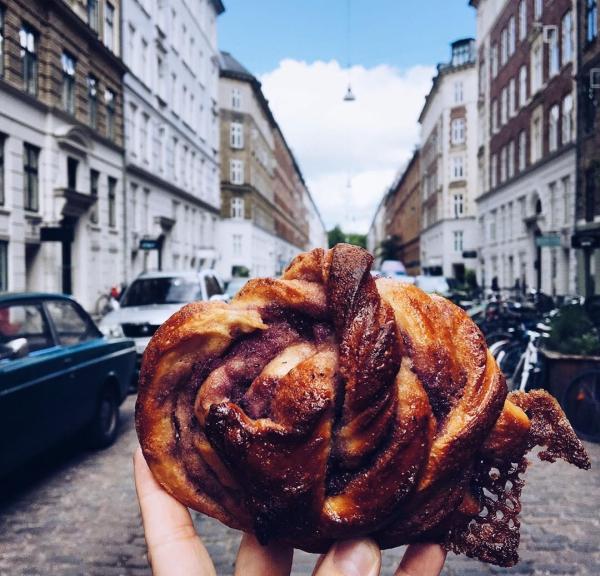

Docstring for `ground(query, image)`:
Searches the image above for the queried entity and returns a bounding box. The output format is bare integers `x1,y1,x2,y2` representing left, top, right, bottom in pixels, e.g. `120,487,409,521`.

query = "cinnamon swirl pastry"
135,244,590,567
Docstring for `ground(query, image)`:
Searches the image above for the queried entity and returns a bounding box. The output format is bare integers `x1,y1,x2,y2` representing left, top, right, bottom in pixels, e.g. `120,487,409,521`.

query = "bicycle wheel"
561,370,600,442
498,341,526,380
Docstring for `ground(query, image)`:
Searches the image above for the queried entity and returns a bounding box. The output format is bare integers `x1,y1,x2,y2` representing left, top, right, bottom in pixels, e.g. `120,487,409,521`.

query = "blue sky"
219,1,476,76
218,1,476,234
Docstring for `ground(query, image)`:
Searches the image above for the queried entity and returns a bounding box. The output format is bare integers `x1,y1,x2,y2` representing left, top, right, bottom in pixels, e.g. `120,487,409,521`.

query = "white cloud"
260,59,435,235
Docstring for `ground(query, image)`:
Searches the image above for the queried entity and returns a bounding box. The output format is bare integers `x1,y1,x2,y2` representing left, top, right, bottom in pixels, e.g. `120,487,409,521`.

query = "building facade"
471,0,577,296
216,51,322,281
419,39,479,281
121,0,224,280
382,150,422,275
573,0,600,295
0,0,126,310
366,197,386,267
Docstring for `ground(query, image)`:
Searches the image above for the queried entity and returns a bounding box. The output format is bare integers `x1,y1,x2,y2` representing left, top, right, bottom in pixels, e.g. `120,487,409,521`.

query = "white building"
304,192,328,252
121,0,224,280
367,197,386,266
0,0,127,311
419,39,479,281
471,0,577,296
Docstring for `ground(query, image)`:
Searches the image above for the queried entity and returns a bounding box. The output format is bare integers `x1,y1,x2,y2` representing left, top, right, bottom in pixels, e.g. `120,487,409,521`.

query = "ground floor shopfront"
476,148,577,297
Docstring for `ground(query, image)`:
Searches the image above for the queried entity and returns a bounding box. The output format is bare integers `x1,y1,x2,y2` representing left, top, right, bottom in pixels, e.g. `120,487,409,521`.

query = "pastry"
135,244,590,566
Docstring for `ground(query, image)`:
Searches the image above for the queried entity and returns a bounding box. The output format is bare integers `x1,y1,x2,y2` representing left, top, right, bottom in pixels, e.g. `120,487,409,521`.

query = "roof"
0,292,77,303
209,0,226,16
218,51,254,81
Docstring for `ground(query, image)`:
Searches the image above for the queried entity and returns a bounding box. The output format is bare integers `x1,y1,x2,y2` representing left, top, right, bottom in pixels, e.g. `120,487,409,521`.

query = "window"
0,241,6,292
230,197,244,218
0,7,5,78
491,154,498,188
205,275,223,298
90,169,99,223
87,0,98,32
140,112,149,162
518,130,527,171
454,81,464,104
46,300,97,345
108,176,117,227
171,72,177,112
23,144,39,211
509,78,516,117
549,104,559,152
562,11,573,63
19,25,38,96
453,194,464,217
508,140,515,179
500,146,507,182
231,88,241,109
519,65,528,107
451,156,464,180
0,304,53,351
61,52,76,114
588,0,598,43
519,0,527,40
230,159,244,184
491,43,498,78
104,1,115,51
453,230,464,252
0,135,4,205
105,88,115,140
531,41,542,93
531,108,543,163
491,99,498,133
562,176,571,225
534,0,543,20
562,93,573,144
140,37,148,84
548,27,559,76
67,157,78,190
451,118,465,144
230,122,244,148
87,76,98,129
501,28,508,66
232,234,242,256
508,16,516,55
501,86,508,125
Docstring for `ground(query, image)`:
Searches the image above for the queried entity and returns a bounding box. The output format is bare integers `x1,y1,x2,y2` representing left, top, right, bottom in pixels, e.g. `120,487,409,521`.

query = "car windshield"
121,277,203,307
417,276,449,293
225,278,249,297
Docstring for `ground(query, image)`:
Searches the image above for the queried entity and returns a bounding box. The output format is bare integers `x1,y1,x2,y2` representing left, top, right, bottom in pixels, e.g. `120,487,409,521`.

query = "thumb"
313,539,381,576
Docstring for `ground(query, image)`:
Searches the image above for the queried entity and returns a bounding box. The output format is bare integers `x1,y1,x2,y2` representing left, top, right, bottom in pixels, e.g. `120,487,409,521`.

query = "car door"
0,301,62,475
44,299,104,434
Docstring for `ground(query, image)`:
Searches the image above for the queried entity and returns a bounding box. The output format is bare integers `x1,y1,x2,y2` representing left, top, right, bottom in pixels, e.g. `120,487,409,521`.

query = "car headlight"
100,323,124,339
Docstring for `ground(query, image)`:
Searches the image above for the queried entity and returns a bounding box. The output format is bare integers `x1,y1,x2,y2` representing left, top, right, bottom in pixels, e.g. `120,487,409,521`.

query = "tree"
327,226,367,249
377,235,402,261
345,233,367,249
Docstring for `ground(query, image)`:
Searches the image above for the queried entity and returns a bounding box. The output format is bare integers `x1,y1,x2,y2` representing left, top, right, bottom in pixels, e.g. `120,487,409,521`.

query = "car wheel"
87,385,120,449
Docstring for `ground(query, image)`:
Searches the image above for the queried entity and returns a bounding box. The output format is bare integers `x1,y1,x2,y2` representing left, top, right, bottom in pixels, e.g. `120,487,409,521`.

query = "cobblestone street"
0,395,599,576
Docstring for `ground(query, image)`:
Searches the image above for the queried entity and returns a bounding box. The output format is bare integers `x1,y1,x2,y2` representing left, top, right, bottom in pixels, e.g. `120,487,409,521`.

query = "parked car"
0,293,136,478
99,270,227,365
414,275,451,297
225,277,252,299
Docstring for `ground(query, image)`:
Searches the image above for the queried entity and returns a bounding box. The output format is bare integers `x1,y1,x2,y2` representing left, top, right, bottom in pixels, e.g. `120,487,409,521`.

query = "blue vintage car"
0,293,136,477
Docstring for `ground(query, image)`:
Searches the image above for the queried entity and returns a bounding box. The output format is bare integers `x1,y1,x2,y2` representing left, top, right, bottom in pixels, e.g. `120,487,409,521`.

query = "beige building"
216,52,325,280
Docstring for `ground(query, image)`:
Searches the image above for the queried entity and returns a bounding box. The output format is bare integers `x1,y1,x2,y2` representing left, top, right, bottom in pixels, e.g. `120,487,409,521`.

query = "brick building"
382,149,422,275
471,0,577,296
216,52,324,280
419,39,479,281
0,0,126,309
573,0,600,295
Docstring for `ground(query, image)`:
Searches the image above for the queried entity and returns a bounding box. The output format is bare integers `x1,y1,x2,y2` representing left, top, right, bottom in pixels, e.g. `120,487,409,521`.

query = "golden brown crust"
135,244,589,566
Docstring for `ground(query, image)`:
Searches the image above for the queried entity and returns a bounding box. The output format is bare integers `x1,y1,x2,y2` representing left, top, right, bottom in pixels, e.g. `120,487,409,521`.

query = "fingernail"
333,539,379,576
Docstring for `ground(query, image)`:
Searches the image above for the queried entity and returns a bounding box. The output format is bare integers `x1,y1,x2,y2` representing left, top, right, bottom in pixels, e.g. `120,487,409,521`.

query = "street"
0,396,598,576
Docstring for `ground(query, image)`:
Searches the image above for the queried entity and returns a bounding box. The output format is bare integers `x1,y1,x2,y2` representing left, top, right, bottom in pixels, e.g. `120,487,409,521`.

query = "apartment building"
419,39,479,281
121,0,224,279
471,0,577,296
0,0,126,310
216,51,322,280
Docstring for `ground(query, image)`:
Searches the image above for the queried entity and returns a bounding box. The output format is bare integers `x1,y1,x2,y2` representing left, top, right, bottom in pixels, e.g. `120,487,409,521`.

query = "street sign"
139,238,161,250
535,234,561,248
40,226,74,243
462,250,478,258
572,235,600,249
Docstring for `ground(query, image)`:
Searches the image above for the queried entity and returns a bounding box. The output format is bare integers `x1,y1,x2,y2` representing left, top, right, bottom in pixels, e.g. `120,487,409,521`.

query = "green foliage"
231,265,250,278
377,235,402,261
546,305,600,356
327,226,367,249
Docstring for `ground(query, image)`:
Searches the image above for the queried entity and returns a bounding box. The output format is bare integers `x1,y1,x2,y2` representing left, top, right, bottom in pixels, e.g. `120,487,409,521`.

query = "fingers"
234,533,293,576
313,539,381,576
394,543,446,576
133,446,216,576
